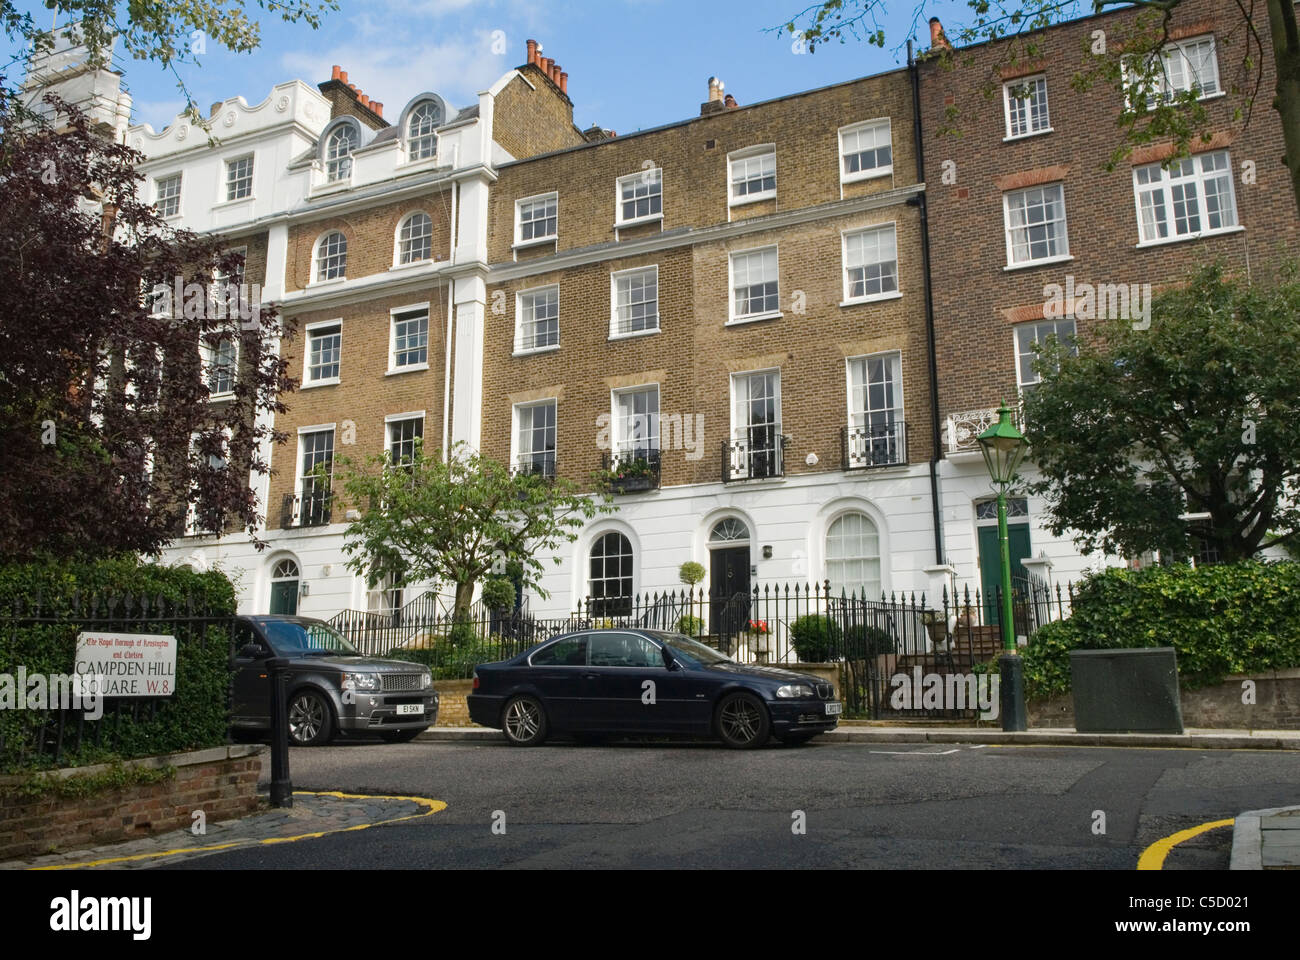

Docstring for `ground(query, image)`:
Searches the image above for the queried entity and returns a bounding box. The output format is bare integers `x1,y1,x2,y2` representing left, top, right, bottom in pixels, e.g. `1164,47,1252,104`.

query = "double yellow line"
32,790,447,870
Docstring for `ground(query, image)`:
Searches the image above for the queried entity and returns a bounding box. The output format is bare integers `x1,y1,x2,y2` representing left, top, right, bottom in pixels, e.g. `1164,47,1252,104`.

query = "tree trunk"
1268,0,1300,217
453,578,475,624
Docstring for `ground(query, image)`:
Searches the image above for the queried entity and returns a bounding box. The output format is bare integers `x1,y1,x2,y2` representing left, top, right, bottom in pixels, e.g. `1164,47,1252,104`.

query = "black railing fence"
0,592,233,770
328,578,1078,717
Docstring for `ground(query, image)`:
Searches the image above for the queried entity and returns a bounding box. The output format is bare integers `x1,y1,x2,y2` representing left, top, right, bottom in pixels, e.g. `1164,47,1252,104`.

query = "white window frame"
841,223,900,305
615,168,663,226
515,192,558,248
384,411,426,466
1125,33,1222,108
511,398,558,476
727,245,782,324
155,172,182,218
295,424,336,523
609,265,660,339
224,154,254,202
202,335,238,400
324,123,357,182
825,511,883,599
1002,74,1052,140
845,352,905,467
514,284,560,355
610,384,661,456
302,319,342,387
394,211,434,266
1014,318,1077,394
728,368,783,480
312,230,348,284
407,101,441,163
727,145,777,206
388,303,430,374
1131,150,1240,248
1002,182,1071,269
838,119,893,183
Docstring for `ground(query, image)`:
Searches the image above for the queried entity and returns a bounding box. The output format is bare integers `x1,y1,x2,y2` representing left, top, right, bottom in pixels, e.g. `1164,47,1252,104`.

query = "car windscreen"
262,620,360,657
646,631,733,666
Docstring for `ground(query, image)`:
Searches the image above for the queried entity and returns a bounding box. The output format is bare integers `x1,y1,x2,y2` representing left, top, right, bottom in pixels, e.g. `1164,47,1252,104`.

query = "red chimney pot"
331,65,342,81
559,71,568,94
339,70,348,84
526,39,537,64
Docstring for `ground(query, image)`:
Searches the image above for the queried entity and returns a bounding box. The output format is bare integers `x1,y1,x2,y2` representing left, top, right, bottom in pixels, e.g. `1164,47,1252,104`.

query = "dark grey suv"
231,615,439,746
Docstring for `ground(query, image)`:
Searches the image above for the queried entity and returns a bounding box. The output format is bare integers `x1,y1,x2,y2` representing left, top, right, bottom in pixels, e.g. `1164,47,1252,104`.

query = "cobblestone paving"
1,790,445,870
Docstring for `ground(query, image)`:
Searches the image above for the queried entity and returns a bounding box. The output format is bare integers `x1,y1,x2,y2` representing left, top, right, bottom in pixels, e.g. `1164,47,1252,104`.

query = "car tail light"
472,672,480,690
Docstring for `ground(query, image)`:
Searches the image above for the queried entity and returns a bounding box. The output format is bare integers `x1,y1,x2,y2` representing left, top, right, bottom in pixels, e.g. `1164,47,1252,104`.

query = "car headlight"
419,669,432,690
775,683,815,699
342,672,382,692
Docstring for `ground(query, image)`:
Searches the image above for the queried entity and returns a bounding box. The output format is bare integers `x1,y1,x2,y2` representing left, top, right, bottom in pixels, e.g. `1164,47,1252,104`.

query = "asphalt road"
165,738,1300,869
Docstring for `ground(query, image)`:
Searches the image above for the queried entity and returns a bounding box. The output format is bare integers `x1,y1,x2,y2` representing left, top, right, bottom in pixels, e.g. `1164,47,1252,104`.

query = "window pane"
614,268,659,334
316,232,347,280
308,326,341,381
393,310,429,366
519,287,559,350
399,213,433,263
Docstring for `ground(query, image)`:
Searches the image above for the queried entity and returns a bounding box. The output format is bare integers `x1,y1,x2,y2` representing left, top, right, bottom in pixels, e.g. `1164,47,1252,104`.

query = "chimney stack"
371,101,383,117
331,65,342,81
526,39,537,64
724,93,737,108
339,70,349,84
209,101,223,117
929,18,950,50
708,77,723,102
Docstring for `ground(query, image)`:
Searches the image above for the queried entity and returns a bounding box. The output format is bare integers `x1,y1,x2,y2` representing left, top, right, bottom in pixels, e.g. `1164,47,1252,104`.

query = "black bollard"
999,652,1027,732
267,657,293,808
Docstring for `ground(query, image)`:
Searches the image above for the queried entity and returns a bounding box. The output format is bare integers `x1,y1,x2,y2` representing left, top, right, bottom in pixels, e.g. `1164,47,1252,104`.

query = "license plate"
396,704,424,716
825,701,843,716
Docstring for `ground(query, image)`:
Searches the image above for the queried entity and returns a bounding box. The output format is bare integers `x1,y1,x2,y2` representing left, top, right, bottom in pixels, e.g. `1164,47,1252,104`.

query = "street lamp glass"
977,405,1027,486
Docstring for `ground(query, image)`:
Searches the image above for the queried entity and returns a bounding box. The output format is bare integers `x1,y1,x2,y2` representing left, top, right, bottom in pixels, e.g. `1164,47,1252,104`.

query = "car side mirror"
238,642,268,659
661,649,679,670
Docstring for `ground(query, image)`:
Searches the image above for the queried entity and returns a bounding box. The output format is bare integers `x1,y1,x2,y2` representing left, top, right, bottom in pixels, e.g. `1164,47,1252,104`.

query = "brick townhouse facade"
119,2,1296,624
482,66,937,618
919,0,1300,608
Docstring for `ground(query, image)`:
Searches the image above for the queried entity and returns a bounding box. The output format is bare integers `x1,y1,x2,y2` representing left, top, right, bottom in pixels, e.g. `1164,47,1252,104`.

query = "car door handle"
583,674,600,681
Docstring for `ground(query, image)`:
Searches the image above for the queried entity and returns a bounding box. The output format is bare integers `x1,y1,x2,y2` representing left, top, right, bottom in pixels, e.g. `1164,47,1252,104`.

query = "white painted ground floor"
158,457,1124,622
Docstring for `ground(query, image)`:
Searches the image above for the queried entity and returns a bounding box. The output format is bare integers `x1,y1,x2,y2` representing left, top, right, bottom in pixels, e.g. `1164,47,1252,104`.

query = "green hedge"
1022,561,1300,701
0,556,235,773
386,640,502,680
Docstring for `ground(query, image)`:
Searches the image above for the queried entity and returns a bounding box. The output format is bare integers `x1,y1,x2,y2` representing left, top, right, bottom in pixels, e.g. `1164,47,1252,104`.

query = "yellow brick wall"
491,67,585,161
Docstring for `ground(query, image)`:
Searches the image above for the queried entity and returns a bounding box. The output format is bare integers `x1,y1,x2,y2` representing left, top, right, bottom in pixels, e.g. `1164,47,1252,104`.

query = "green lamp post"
977,402,1029,732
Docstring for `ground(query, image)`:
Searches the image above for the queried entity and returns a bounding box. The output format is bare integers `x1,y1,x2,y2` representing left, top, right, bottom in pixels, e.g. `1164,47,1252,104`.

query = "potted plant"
745,619,771,661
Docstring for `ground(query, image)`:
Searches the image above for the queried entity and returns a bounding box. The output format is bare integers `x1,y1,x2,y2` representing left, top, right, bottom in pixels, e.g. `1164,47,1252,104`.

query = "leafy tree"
1023,263,1300,563
3,0,338,127
336,441,614,622
0,90,295,559
780,1,1300,215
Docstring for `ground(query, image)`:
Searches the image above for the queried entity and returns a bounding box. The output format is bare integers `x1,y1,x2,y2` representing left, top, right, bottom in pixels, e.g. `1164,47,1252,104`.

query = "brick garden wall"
1027,670,1300,730
0,745,265,862
436,679,474,727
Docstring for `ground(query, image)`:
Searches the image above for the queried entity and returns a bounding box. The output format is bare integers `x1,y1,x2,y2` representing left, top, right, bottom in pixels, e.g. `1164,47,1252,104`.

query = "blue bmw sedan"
467,628,841,748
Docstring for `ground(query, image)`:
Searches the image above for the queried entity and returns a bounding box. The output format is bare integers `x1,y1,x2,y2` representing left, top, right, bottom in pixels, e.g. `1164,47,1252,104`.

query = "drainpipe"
443,178,458,463
909,38,946,567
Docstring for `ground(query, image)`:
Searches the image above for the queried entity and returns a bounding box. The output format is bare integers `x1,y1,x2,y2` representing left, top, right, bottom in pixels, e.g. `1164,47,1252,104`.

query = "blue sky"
6,0,977,135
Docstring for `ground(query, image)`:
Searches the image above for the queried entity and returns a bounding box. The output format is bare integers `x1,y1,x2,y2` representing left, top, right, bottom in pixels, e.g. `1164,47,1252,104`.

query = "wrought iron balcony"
722,433,787,482
601,448,661,493
945,405,1023,454
281,488,332,529
512,452,556,480
842,421,908,469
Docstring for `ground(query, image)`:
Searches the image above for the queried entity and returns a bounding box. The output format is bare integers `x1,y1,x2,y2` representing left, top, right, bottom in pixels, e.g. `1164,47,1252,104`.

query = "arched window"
709,517,750,543
407,101,441,161
826,513,881,599
589,532,633,616
324,124,357,181
397,212,433,264
314,231,347,282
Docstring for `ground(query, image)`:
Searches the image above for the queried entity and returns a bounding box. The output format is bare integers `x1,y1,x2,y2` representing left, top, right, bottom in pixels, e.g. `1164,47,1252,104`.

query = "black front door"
710,547,752,647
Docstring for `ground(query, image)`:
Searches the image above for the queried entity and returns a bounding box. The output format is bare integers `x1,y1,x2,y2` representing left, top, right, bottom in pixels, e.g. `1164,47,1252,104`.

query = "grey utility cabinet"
1069,647,1184,734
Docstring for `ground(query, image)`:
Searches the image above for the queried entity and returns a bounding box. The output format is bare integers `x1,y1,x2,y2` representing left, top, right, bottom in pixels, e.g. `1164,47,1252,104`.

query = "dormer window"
408,101,441,162
325,124,357,181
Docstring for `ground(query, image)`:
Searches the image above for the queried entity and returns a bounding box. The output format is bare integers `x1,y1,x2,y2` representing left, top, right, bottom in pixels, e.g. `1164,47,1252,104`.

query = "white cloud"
130,99,188,132
281,29,515,113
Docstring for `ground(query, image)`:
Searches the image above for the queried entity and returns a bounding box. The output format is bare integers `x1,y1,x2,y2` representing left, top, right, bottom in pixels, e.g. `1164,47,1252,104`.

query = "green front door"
977,521,1031,625
269,579,298,615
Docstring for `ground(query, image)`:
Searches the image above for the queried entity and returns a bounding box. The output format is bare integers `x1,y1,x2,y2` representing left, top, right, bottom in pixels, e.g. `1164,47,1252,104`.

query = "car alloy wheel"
502,694,548,747
716,692,771,749
288,690,334,746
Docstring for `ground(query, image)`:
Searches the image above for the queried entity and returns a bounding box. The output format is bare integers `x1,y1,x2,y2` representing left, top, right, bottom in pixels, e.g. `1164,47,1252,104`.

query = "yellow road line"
32,790,447,870
1137,818,1235,870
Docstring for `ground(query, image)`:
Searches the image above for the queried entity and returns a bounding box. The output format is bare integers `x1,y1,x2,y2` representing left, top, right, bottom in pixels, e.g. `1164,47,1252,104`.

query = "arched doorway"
708,517,752,645
269,558,300,615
